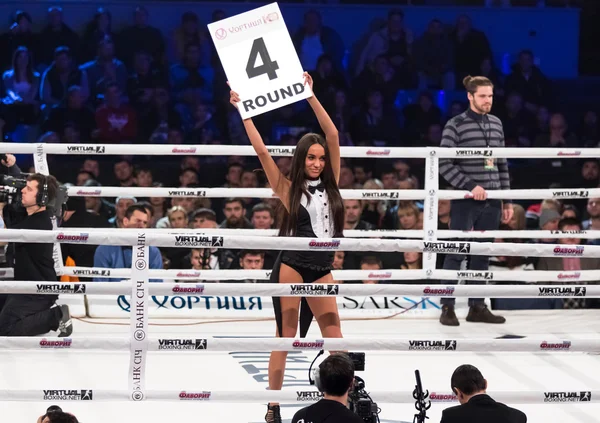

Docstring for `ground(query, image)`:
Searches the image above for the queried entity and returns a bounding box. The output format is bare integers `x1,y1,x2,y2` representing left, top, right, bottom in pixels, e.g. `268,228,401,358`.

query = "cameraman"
292,353,363,423
0,173,72,337
37,406,79,423
0,154,20,266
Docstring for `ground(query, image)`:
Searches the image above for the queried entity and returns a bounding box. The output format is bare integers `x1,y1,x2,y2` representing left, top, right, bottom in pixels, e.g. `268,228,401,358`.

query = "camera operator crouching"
292,353,363,423
0,172,72,337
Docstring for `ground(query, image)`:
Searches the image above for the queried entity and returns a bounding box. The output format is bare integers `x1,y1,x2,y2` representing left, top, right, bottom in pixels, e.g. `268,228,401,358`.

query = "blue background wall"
0,1,580,78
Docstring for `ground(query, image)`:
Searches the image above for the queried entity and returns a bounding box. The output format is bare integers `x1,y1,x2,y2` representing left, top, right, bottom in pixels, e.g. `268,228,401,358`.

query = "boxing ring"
1,143,600,423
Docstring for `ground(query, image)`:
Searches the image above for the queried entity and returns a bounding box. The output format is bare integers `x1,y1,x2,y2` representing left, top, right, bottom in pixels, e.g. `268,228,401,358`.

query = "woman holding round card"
230,72,344,423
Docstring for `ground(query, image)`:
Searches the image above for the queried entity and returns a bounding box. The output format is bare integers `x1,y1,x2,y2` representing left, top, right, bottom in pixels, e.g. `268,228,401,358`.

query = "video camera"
0,174,68,222
309,351,380,423
347,353,380,423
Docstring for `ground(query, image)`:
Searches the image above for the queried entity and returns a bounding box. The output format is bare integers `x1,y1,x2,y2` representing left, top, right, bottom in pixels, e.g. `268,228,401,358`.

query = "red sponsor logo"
56,233,89,242
40,338,72,348
553,246,584,256
172,284,205,293
430,392,457,402
558,272,581,280
214,28,227,40
76,190,101,196
179,391,211,400
366,149,390,156
423,286,455,296
172,147,197,154
309,240,341,249
368,272,392,279
293,339,325,349
557,151,581,156
540,341,571,350
263,12,279,23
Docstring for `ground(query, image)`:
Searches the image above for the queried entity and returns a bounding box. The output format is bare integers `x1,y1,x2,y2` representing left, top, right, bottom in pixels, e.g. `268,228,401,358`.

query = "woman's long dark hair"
12,46,34,83
278,133,344,237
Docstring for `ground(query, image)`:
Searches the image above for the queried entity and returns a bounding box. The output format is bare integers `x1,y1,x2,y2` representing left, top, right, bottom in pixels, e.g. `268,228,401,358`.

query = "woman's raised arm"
230,87,291,210
303,72,340,183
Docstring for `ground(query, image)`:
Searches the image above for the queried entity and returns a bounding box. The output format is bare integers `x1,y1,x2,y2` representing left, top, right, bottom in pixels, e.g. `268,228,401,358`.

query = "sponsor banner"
308,239,341,249
408,340,457,351
36,283,86,294
157,339,207,350
66,145,106,154
422,286,455,296
168,190,207,197
292,339,324,350
366,149,391,156
552,190,589,199
557,272,581,280
171,147,197,154
72,269,111,277
429,392,458,402
289,284,338,296
455,149,493,157
544,392,591,402
43,390,93,401
553,246,584,256
457,271,493,280
422,242,471,254
87,295,446,319
266,146,295,155
56,233,89,243
538,287,586,297
179,391,212,400
540,341,571,350
174,235,223,248
297,391,323,402
128,234,149,402
550,230,587,235
40,338,72,349
75,189,102,196
361,192,399,199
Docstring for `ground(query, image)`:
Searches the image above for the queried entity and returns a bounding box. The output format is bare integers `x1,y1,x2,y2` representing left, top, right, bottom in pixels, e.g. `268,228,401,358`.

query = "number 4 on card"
246,37,279,81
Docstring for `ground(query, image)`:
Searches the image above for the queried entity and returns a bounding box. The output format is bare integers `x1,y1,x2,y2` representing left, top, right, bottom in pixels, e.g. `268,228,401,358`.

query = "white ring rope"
0,336,593,352
0,389,592,404
2,143,599,159
1,229,599,258
67,185,600,201
70,227,600,240
1,281,596,297
3,144,599,408
56,266,600,282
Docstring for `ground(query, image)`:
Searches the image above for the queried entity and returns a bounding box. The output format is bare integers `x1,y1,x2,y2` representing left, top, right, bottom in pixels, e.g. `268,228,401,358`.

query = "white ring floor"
2,310,600,423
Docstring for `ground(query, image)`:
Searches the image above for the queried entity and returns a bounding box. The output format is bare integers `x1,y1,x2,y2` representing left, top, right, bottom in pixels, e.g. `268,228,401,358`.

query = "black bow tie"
308,183,325,194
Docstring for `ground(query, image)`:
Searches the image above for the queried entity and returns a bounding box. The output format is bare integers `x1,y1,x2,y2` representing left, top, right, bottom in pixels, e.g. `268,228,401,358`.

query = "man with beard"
219,198,252,229
437,75,513,327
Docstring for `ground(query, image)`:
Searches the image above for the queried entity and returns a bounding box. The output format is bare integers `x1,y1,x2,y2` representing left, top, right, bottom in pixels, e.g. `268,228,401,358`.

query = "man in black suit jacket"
441,364,527,423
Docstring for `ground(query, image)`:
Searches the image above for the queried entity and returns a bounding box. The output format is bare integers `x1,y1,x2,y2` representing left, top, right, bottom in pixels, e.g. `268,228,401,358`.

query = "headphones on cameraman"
37,175,49,206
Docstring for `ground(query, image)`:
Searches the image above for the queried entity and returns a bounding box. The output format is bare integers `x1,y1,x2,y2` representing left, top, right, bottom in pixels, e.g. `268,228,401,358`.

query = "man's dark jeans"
441,199,502,307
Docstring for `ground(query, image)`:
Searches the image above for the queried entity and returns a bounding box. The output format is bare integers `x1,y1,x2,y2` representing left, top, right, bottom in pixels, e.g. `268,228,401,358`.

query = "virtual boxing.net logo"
544,391,591,402
289,284,339,296
36,284,86,294
43,390,93,401
157,339,208,350
297,391,323,401
538,287,586,297
408,340,457,351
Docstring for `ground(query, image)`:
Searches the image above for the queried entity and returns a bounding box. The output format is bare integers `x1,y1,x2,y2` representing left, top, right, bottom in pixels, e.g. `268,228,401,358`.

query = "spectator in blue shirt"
94,203,163,282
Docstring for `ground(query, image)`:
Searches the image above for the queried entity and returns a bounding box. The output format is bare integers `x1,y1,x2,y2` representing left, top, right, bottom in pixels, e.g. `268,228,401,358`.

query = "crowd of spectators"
0,4,599,311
